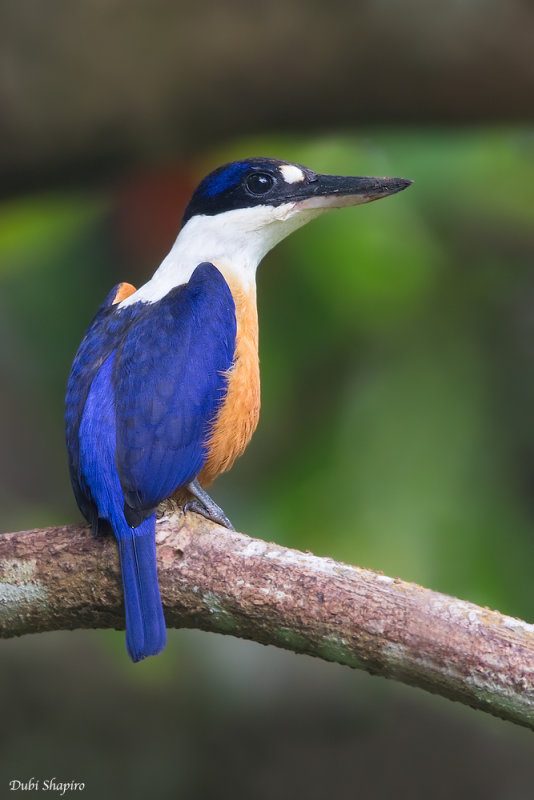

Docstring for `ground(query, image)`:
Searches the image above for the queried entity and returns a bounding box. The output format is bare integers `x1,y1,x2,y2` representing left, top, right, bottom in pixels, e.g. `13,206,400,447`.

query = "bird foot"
185,480,235,530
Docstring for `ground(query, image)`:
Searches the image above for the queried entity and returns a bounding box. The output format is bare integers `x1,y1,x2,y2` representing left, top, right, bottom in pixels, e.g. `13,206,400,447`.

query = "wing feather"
113,263,237,516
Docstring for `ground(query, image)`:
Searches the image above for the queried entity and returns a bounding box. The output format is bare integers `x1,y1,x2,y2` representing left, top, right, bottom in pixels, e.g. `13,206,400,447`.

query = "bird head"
183,157,411,224
179,157,412,276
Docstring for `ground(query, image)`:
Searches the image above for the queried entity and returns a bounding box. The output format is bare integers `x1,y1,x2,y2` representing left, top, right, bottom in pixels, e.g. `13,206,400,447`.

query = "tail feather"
117,515,166,662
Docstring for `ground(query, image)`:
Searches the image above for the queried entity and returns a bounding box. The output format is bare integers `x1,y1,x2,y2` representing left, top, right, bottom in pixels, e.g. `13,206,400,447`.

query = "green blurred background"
2,1,534,797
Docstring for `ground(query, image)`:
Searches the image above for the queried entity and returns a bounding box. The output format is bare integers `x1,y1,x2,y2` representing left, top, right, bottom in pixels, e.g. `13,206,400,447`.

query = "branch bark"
1,513,534,730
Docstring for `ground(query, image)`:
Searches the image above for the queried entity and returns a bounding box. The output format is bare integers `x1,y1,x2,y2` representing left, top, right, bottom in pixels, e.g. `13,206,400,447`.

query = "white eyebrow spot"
280,164,305,184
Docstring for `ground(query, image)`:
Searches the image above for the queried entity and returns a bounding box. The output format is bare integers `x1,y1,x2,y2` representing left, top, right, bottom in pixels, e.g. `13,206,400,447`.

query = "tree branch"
1,513,533,729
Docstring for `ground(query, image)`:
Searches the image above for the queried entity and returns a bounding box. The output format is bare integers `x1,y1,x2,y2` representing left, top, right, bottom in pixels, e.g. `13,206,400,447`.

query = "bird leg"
184,479,235,530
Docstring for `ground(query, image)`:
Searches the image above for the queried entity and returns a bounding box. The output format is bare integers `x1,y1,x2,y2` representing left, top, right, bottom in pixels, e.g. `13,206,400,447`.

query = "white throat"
119,202,323,306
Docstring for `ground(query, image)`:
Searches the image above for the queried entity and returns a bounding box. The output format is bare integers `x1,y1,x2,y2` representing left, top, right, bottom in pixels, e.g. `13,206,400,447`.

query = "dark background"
1,1,534,797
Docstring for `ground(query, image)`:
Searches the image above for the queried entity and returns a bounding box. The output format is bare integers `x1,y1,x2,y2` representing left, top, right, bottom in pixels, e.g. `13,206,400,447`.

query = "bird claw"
184,480,235,530
184,498,235,530
184,479,235,531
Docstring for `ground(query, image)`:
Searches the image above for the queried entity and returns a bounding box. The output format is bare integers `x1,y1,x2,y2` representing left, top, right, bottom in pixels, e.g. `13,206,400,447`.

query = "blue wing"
66,262,237,530
65,283,142,529
113,263,237,521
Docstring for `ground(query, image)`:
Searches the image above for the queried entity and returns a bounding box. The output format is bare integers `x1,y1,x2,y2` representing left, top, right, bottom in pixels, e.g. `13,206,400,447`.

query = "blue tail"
117,514,167,662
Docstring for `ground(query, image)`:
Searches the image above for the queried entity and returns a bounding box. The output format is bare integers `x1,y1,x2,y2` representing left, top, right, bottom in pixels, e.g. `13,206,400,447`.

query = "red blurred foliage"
113,164,197,280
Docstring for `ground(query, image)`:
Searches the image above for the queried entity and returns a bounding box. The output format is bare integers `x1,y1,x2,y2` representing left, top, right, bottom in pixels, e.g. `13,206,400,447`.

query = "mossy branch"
1,512,534,730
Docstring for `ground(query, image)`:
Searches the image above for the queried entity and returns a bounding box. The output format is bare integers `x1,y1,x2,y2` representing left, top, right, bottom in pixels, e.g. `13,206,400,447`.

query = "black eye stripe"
182,159,317,226
245,172,275,195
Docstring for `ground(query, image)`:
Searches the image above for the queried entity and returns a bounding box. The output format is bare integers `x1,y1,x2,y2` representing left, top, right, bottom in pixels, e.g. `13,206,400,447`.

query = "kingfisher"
65,156,412,662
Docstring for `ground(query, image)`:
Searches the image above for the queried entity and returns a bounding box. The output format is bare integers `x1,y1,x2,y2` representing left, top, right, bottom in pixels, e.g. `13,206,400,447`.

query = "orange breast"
198,282,260,486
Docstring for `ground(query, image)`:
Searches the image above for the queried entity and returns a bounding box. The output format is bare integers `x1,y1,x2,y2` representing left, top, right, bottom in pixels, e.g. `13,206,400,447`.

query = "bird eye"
245,172,275,195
